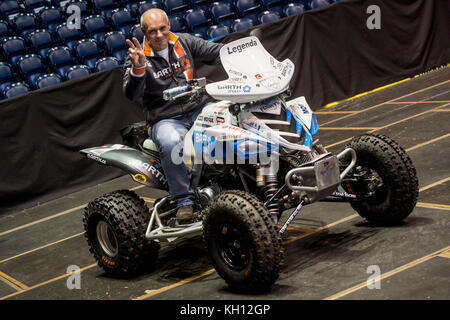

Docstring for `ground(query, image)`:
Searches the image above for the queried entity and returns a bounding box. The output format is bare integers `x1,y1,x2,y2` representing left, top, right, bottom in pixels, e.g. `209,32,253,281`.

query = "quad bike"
80,36,418,292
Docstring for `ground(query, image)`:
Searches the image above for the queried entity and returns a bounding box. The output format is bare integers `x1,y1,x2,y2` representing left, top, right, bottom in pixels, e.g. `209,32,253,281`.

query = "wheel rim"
96,221,118,258
216,224,250,271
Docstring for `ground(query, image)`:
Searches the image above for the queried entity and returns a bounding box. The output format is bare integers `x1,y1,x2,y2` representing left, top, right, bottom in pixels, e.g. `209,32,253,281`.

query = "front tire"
203,190,283,292
345,134,418,224
83,190,160,277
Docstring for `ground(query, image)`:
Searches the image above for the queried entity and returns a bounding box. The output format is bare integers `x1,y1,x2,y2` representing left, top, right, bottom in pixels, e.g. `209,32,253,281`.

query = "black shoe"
176,205,194,224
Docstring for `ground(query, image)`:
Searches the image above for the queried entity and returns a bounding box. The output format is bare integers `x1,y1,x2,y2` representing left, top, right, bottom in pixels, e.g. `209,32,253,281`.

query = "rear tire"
83,190,160,277
345,134,418,224
203,190,283,292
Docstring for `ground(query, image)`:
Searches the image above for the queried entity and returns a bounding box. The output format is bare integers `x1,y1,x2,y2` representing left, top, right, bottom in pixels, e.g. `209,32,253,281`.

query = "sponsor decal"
228,69,243,77
243,85,252,93
298,104,309,114
217,84,242,94
130,159,167,185
255,73,262,80
216,116,225,124
229,77,245,83
134,174,147,183
226,39,258,55
87,153,106,164
102,256,115,266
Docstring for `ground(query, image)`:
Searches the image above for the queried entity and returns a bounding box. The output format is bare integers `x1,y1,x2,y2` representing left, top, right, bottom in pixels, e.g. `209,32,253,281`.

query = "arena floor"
0,65,449,303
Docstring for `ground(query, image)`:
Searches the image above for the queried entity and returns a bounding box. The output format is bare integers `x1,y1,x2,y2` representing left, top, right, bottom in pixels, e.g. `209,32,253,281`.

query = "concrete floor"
0,66,449,306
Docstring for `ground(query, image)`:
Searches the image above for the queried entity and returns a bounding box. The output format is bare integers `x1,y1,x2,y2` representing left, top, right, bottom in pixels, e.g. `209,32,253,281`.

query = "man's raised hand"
126,37,146,68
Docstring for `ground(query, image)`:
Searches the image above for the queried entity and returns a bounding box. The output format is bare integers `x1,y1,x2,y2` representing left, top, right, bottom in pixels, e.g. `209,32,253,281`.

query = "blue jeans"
149,107,203,207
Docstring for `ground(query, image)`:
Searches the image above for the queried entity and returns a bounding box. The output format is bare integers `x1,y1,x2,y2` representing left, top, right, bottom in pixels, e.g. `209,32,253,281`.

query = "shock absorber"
264,174,280,224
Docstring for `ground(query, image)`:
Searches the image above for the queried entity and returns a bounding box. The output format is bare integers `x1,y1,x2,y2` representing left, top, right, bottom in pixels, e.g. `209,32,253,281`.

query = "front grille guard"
285,148,357,195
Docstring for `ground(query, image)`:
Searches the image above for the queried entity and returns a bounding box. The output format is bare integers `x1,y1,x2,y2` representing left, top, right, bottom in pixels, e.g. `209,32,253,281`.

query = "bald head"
140,8,171,51
140,8,169,32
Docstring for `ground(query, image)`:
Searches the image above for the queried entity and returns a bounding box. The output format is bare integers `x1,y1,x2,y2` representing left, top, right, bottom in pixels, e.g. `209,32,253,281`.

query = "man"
123,9,223,224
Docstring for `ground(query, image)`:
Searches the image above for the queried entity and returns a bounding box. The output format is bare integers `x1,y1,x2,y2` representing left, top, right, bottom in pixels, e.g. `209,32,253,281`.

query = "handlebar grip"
163,85,189,101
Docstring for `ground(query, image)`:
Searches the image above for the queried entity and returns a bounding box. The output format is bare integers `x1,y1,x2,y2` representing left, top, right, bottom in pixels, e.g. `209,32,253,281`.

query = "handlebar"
163,85,189,101
162,78,207,102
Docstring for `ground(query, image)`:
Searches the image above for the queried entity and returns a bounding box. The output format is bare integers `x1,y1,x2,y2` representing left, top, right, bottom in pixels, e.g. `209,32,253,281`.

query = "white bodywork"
205,36,295,103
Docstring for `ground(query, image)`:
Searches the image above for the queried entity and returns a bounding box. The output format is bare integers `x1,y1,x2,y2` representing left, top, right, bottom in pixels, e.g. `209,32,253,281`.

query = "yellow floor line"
133,268,216,300
0,232,85,265
0,271,30,291
406,133,450,152
320,79,450,126
325,103,450,149
324,246,450,300
319,127,378,131
416,202,450,211
0,192,155,239
419,177,450,193
438,249,450,258
0,263,98,300
0,204,87,238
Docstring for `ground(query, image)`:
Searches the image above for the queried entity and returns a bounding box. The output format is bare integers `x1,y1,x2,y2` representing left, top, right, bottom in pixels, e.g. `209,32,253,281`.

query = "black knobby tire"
83,189,160,277
203,190,284,292
346,134,418,224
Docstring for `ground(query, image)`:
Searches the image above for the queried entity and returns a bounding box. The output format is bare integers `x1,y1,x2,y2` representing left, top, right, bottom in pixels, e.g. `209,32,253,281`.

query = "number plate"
314,156,340,190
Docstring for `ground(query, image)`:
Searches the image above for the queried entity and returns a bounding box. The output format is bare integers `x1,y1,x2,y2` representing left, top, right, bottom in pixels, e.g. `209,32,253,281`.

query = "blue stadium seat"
83,15,112,43
64,0,91,18
0,62,16,95
104,31,128,64
206,25,230,39
210,2,237,27
1,37,28,67
129,24,144,42
47,46,77,77
38,7,65,34
283,2,305,16
110,8,137,35
13,13,40,39
53,0,73,9
92,0,119,20
235,0,262,25
56,23,85,51
166,0,189,16
261,0,284,12
74,38,103,71
188,0,214,12
0,1,23,21
231,17,254,32
121,0,141,12
35,73,63,89
185,8,212,39
136,1,164,18
95,56,120,71
169,16,187,32
309,0,330,9
258,10,280,24
3,82,30,99
24,0,52,14
65,64,91,80
28,29,55,59
17,54,48,88
0,20,11,43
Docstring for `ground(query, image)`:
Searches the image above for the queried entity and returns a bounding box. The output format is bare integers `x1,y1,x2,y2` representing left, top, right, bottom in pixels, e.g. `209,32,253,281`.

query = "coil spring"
264,174,279,223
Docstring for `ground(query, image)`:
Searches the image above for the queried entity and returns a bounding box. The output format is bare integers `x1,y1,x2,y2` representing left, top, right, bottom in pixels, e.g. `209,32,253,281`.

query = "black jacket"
123,32,223,126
